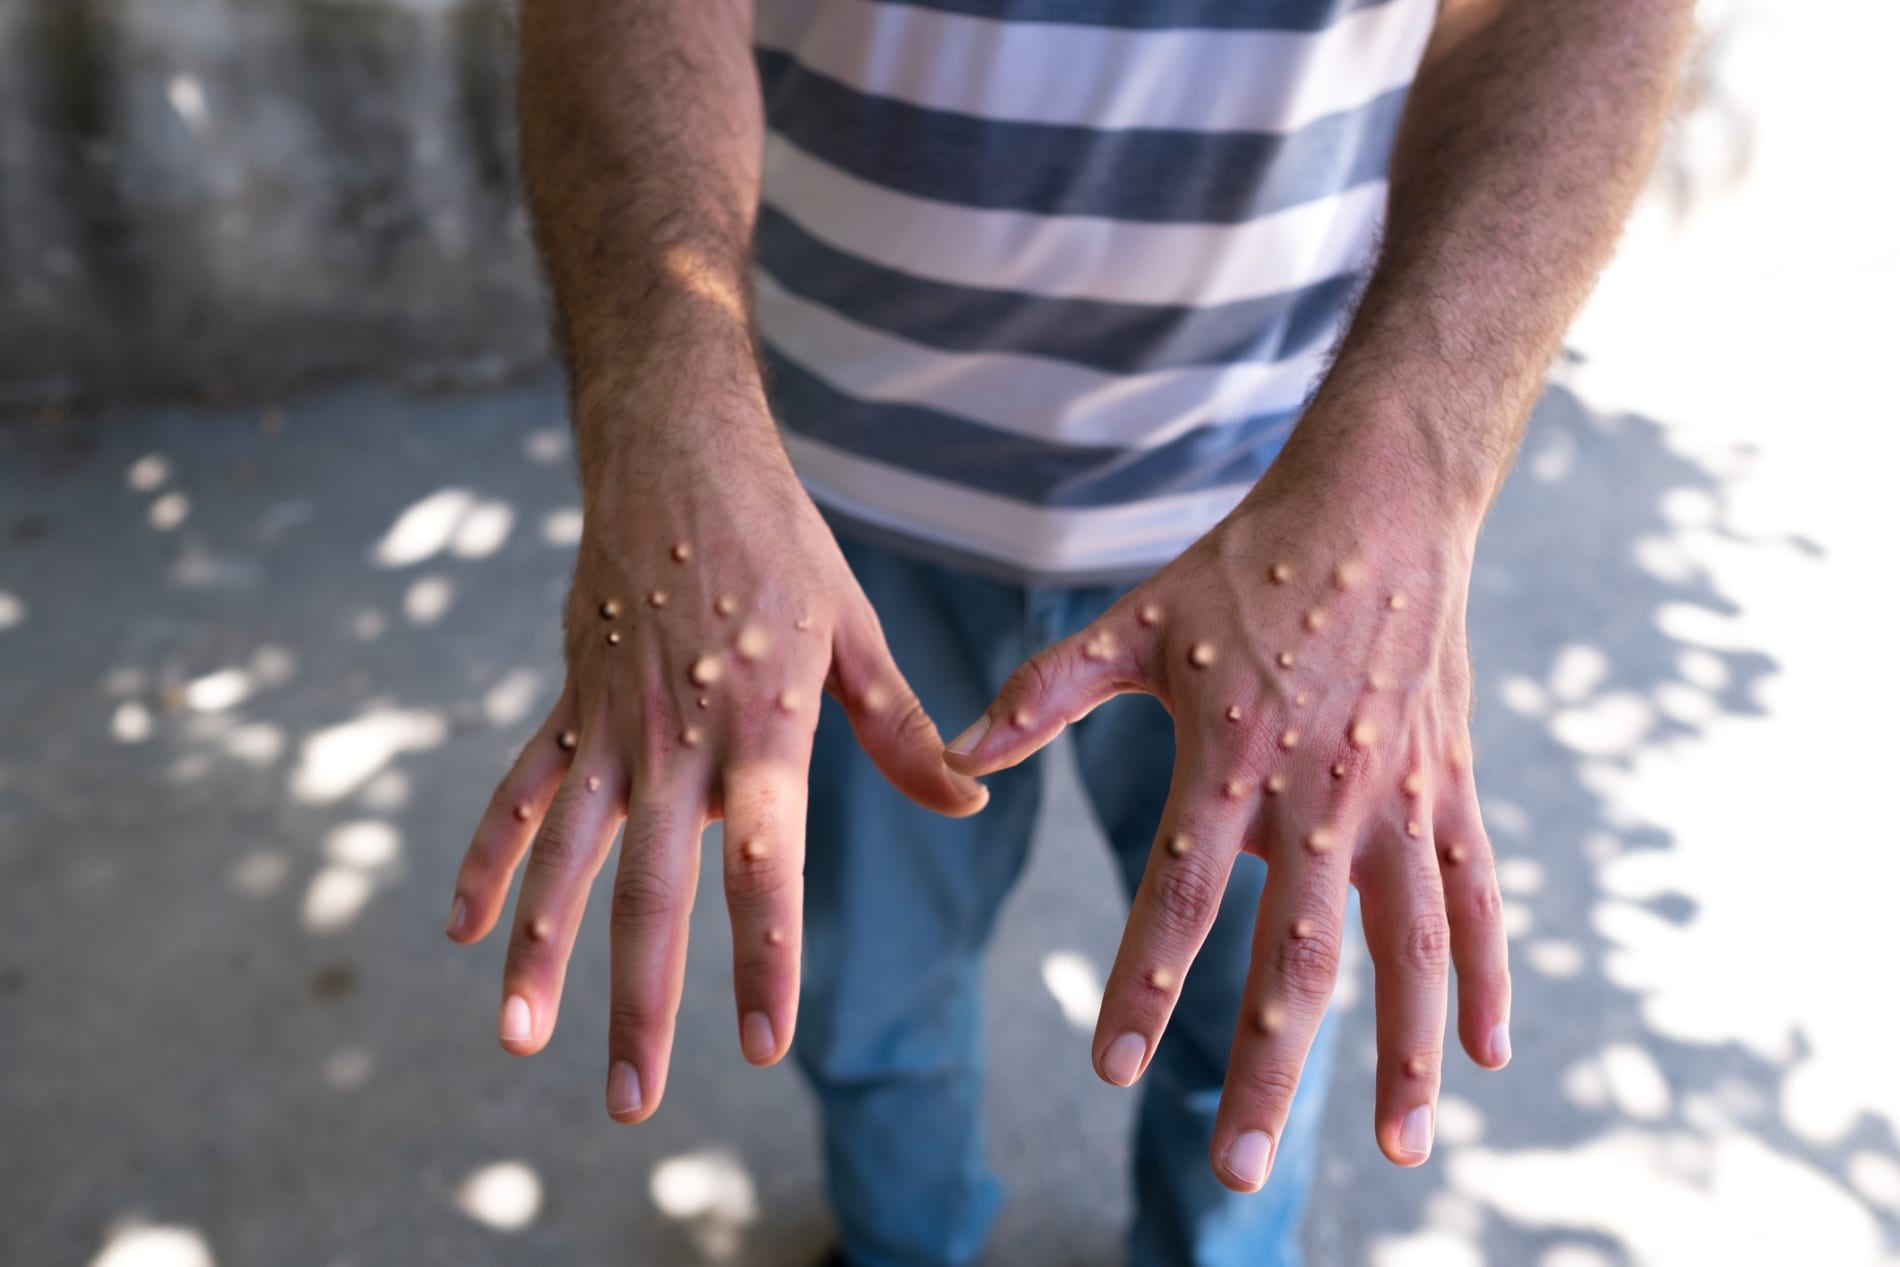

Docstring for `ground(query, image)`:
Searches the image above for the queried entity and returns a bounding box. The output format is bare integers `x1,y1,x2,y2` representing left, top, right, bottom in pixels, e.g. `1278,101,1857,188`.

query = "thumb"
943,616,1134,777
830,606,990,818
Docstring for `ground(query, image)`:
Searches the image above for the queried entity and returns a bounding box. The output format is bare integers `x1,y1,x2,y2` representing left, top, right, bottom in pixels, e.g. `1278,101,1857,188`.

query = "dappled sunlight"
1038,950,1103,1030
540,506,583,546
649,1149,760,1261
482,668,544,726
289,707,447,804
370,488,517,568
1448,1126,1884,1264
301,820,404,933
86,1222,215,1267
455,1160,543,1232
370,488,477,567
402,574,455,624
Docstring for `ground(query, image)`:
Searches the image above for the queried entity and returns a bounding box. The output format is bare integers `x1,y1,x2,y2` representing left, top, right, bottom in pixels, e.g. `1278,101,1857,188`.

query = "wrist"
1272,376,1505,534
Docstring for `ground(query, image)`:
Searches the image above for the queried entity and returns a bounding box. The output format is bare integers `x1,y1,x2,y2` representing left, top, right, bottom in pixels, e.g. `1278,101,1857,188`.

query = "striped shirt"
754,0,1434,583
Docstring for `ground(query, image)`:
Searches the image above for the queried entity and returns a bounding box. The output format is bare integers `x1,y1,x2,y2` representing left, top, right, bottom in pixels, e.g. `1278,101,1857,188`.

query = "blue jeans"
794,535,1337,1267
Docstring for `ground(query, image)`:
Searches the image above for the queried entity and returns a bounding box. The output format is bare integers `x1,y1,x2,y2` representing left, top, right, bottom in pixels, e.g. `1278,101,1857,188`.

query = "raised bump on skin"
794,616,813,632
1403,771,1426,797
1443,842,1469,865
606,630,622,646
670,542,692,563
1254,1003,1284,1035
681,726,703,748
736,625,769,662
741,837,768,861
777,689,800,714
557,730,578,751
714,595,737,617
1012,708,1031,729
1350,719,1376,747
689,654,722,687
1295,691,1310,707
1406,820,1424,839
1224,779,1248,800
1303,608,1327,632
1264,773,1288,796
647,590,668,609
1083,631,1115,661
512,803,531,822
1305,828,1334,854
1388,592,1408,611
1367,671,1389,692
863,683,890,714
1269,562,1293,585
587,776,601,793
1188,642,1215,668
1292,918,1316,940
696,696,709,710
1151,967,1176,991
1331,762,1346,779
765,928,785,946
1138,602,1163,627
1166,832,1192,858
1277,651,1295,669
528,916,552,943
1333,560,1365,590
599,599,621,620
1405,1056,1428,1080
1280,728,1300,750
1226,704,1242,722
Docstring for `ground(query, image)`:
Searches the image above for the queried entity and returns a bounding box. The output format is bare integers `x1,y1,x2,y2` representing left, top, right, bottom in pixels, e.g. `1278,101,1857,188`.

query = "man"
443,2,1691,1263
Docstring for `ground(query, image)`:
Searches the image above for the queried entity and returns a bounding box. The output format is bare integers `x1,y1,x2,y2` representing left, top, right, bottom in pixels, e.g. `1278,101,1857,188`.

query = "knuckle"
723,850,792,908
1468,876,1504,922
607,998,666,1039
1232,1060,1303,1118
1275,919,1342,1000
1401,912,1452,974
610,862,680,929
1149,856,1224,941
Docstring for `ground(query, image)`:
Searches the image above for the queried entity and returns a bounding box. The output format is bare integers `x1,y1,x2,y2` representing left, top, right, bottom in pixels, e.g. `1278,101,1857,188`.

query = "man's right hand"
443,403,987,1123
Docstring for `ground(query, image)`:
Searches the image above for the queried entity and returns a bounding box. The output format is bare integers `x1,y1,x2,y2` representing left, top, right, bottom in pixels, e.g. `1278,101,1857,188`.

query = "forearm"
1289,0,1695,519
518,0,776,481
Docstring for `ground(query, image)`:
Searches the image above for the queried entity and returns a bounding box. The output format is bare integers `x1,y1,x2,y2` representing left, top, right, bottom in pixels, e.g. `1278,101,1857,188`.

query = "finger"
1207,822,1353,1193
1435,778,1512,1069
496,736,626,1056
942,605,1144,777
1090,745,1252,1089
720,750,810,1067
605,779,705,1124
830,604,987,817
448,695,577,943
1358,826,1450,1166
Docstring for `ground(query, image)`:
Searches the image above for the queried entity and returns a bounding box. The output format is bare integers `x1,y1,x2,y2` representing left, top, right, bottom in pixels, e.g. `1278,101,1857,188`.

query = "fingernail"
1400,1104,1434,1158
1490,1022,1512,1067
500,994,532,1044
741,1011,777,1063
1101,1031,1147,1087
1223,1130,1274,1188
946,715,991,756
445,895,467,938
607,1060,642,1116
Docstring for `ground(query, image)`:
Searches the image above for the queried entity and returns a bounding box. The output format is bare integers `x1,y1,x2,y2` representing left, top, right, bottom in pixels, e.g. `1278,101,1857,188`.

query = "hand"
943,448,1511,1191
446,423,986,1123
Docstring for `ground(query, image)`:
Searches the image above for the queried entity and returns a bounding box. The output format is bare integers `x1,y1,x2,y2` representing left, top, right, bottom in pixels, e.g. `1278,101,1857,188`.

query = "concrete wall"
0,0,546,412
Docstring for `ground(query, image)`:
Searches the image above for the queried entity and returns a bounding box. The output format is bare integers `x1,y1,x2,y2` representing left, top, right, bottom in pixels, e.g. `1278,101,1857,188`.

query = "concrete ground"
4,3,1898,1265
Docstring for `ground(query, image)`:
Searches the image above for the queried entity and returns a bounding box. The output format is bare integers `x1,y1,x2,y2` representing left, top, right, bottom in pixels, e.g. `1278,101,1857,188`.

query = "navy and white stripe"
754,0,1433,581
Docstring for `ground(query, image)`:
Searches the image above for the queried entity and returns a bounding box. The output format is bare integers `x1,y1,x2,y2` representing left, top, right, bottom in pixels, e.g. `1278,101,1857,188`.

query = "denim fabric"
794,534,1337,1267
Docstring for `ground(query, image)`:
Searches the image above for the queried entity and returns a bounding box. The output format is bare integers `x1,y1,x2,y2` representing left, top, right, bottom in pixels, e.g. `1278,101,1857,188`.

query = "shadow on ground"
0,369,1889,1265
